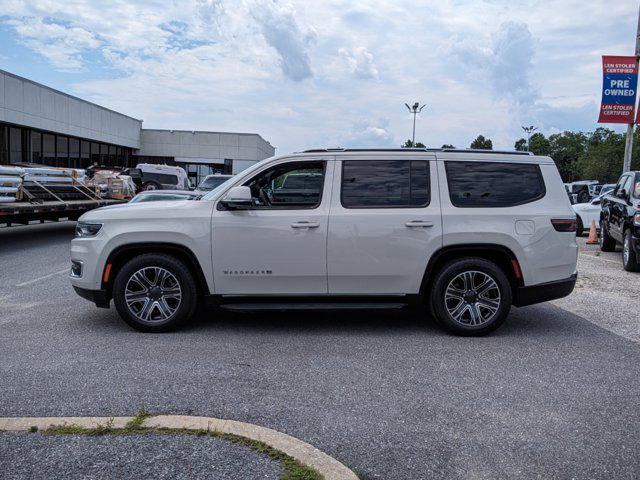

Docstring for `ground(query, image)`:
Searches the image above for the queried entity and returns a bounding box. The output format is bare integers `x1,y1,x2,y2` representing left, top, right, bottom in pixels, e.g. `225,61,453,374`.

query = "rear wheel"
599,220,616,252
623,230,640,272
142,181,161,191
431,258,512,336
113,253,198,332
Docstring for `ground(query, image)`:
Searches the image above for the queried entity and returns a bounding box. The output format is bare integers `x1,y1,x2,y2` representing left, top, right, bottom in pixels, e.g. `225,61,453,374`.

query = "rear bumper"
513,273,577,307
73,286,111,309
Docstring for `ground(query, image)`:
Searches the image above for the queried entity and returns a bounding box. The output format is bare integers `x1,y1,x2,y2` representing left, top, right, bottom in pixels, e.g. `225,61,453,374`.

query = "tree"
441,144,455,148
574,128,625,183
402,139,425,148
548,131,588,182
528,133,551,156
470,135,492,150
514,138,527,151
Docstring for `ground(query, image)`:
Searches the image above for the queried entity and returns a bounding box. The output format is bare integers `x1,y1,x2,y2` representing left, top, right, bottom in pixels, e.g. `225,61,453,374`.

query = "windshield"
199,176,229,191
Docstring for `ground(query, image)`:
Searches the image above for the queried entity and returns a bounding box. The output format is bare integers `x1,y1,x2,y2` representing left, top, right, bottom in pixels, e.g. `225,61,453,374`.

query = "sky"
0,0,637,154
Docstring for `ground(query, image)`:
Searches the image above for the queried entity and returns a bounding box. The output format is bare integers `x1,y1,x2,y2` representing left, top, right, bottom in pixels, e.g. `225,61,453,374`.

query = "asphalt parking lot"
1,223,639,479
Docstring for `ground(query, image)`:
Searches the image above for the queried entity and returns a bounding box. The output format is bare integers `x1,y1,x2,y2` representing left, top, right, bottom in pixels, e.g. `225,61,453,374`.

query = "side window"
144,172,178,185
341,160,430,208
445,161,545,208
243,161,325,209
613,176,628,196
634,173,640,199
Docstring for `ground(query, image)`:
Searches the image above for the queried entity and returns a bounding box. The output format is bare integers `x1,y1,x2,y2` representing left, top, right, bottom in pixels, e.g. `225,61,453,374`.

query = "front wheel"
599,220,616,252
431,258,512,336
113,254,198,332
623,230,640,272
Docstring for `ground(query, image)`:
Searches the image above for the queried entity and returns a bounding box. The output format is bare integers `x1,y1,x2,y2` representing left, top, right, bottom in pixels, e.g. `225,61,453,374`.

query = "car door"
609,175,632,241
327,155,442,294
212,157,333,295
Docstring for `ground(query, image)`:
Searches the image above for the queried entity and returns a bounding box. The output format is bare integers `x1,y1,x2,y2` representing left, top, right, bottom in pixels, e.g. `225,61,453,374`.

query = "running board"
220,302,407,311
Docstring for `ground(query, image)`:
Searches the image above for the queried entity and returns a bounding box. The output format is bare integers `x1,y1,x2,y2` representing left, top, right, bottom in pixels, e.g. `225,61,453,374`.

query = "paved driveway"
1,223,639,479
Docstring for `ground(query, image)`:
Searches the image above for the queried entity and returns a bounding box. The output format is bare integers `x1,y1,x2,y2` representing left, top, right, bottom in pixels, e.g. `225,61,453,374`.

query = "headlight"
75,222,103,237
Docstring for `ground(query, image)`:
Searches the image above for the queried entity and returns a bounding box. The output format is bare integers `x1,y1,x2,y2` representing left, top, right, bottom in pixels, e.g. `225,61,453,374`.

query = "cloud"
6,17,100,71
340,119,396,148
251,0,316,81
451,21,537,106
339,47,378,79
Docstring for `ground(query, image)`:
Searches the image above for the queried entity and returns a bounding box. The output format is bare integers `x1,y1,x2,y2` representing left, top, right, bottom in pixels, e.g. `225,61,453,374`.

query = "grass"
42,410,324,480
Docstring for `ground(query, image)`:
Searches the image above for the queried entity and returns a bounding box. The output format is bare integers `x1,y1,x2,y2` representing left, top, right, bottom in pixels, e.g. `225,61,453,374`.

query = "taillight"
551,218,577,232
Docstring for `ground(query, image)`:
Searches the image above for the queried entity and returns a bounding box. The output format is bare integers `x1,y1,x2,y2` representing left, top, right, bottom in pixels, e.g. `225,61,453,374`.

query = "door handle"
405,220,434,228
291,221,320,229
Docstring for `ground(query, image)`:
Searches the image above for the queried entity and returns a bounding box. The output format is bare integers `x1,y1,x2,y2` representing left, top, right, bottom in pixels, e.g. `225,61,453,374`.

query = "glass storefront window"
31,131,42,163
9,128,22,164
91,142,100,165
56,135,68,167
43,134,55,166
69,138,80,168
81,140,90,167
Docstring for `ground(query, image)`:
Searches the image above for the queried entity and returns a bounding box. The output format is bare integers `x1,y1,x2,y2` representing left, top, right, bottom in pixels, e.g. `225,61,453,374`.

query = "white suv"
70,148,578,336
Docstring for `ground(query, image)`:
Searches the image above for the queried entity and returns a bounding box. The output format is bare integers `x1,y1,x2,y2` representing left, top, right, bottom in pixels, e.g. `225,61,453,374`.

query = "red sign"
598,55,638,124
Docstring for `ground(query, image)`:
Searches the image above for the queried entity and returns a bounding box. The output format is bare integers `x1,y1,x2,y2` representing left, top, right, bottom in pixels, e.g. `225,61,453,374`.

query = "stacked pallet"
0,166,25,203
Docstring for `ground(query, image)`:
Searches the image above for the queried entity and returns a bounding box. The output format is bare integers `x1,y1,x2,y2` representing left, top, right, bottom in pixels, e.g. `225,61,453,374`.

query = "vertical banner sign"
598,55,638,123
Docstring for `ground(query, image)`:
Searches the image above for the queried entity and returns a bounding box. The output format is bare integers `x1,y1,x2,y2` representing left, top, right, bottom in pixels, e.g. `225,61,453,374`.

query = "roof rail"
299,147,533,155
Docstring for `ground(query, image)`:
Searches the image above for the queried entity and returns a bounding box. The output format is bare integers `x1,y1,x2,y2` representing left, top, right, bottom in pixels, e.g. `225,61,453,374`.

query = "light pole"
405,102,425,146
522,125,537,151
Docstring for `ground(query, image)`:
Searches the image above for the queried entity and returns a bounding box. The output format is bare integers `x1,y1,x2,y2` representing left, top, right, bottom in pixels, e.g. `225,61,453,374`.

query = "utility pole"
405,102,425,146
623,3,640,172
522,125,537,151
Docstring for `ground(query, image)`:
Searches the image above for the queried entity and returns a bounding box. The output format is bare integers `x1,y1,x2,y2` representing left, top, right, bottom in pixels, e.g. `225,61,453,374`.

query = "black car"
600,171,640,271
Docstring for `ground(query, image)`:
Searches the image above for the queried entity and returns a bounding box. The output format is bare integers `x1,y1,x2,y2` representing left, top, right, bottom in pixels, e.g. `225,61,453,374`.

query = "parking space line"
15,268,70,287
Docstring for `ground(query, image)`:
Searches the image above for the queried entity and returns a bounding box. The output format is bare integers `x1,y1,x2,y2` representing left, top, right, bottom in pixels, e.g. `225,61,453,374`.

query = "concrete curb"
0,415,358,480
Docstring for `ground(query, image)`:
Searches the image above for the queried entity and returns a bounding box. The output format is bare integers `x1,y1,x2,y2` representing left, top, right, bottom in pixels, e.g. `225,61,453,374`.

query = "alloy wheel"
124,267,182,323
444,270,501,326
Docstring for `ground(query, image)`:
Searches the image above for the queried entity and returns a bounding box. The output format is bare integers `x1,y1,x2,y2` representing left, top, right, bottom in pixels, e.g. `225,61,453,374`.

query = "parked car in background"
70,148,577,336
127,164,190,191
567,180,599,204
598,183,616,196
129,190,200,203
600,171,640,271
572,193,605,236
197,174,233,192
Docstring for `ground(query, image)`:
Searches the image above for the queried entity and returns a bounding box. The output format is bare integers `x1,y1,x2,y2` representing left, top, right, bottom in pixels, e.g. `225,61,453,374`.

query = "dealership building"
0,69,275,185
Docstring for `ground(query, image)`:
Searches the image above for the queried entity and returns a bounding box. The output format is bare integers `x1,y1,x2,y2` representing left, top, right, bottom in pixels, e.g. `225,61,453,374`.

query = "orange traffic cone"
586,219,598,244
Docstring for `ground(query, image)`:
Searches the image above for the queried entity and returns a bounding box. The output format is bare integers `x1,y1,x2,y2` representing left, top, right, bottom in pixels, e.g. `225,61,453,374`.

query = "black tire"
142,181,162,191
575,216,583,237
577,190,589,204
599,220,616,252
431,258,512,336
113,253,198,332
623,230,640,272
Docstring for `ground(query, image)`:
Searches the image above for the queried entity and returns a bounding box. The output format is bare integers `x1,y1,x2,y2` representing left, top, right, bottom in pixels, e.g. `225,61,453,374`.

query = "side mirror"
617,188,628,199
220,186,253,210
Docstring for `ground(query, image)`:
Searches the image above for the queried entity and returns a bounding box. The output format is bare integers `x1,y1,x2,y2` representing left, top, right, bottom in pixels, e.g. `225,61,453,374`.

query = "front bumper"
73,286,111,309
513,273,577,307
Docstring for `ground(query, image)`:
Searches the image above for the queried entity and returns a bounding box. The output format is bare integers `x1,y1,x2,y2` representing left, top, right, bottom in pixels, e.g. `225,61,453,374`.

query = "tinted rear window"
445,161,545,207
341,160,429,208
143,172,178,185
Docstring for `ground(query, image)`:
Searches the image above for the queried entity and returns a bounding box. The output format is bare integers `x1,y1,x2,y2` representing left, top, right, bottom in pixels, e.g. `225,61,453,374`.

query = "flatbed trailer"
0,199,126,227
